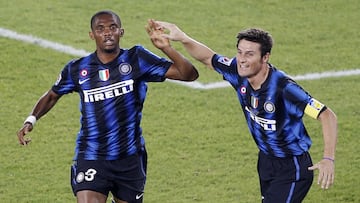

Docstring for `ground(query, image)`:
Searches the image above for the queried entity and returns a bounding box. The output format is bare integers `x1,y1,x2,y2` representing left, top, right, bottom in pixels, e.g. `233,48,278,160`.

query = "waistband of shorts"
259,150,309,160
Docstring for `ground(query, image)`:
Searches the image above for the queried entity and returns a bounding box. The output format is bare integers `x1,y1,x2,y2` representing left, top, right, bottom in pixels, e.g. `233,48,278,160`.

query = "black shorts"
257,151,314,203
70,150,147,202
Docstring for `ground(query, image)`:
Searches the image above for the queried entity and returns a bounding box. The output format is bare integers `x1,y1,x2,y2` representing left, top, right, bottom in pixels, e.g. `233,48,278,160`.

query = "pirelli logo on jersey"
245,106,276,131
83,80,134,102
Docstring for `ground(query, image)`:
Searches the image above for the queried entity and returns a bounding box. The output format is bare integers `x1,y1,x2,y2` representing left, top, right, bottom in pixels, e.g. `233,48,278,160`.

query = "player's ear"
89,31,95,40
119,28,124,37
262,52,270,63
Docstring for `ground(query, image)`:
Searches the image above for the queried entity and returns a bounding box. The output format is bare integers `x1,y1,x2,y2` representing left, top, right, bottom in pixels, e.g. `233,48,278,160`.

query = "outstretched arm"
308,107,337,189
152,20,216,70
17,90,61,145
146,19,198,81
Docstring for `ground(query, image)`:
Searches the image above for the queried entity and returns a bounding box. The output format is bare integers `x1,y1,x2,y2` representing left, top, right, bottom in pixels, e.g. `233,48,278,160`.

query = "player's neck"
96,48,121,64
248,64,269,90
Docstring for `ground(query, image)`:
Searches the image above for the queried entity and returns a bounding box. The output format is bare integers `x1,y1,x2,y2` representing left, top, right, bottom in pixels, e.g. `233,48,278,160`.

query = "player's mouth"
239,65,248,69
104,38,114,45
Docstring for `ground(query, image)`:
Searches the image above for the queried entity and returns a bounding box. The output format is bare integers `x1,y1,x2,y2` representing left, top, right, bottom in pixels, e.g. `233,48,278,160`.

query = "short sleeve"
283,80,325,119
211,54,239,86
52,62,76,95
136,46,172,82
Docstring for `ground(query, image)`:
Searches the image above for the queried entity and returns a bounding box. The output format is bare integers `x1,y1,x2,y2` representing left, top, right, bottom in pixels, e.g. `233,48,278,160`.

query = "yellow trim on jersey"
304,98,325,119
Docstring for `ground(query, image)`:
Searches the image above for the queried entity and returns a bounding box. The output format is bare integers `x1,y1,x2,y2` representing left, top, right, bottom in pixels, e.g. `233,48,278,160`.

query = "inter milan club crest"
264,101,276,113
251,96,258,108
118,63,132,75
99,69,110,81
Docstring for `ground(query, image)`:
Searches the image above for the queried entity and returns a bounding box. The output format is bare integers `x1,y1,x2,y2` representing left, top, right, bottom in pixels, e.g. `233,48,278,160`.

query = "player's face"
89,14,124,53
236,39,269,78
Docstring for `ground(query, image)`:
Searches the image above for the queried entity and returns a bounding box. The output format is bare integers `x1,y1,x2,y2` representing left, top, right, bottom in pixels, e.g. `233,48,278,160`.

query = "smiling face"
89,13,124,54
236,39,269,79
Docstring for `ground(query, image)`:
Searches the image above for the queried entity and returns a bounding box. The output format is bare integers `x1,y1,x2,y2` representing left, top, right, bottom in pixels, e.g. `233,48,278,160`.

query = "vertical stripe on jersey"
264,71,287,157
122,80,138,156
78,57,101,160
103,83,121,159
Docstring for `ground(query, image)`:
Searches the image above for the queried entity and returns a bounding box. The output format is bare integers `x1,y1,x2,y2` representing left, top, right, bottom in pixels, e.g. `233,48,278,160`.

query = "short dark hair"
90,10,121,30
236,28,273,57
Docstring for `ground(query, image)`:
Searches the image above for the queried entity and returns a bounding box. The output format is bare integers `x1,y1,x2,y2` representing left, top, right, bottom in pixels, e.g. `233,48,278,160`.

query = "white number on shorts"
84,168,97,181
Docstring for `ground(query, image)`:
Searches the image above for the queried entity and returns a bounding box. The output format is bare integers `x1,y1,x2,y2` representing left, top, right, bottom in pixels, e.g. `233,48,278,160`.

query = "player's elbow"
319,108,338,127
183,67,199,81
166,64,199,81
189,67,199,81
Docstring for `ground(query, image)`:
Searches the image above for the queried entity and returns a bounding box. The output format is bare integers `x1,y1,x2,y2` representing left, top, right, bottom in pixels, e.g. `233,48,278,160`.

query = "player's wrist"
24,115,37,126
180,34,192,44
322,157,335,162
159,45,173,53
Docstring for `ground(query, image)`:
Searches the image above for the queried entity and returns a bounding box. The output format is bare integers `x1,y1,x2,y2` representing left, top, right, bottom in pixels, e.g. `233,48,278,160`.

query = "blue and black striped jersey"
52,45,172,160
212,54,325,157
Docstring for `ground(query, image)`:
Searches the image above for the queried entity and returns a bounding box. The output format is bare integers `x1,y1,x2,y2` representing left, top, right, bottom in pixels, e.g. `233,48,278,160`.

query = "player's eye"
109,25,119,32
95,26,105,32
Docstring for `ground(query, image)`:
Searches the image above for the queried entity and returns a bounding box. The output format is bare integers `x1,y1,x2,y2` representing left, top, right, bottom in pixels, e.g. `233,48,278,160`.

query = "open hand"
308,159,335,189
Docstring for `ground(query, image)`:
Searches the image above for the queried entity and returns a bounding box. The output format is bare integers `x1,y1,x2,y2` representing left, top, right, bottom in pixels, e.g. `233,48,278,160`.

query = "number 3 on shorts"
84,168,97,181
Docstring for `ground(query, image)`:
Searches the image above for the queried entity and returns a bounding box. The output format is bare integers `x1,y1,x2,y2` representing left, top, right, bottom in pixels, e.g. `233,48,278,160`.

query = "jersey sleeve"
211,54,239,86
283,79,326,119
51,61,76,95
136,46,173,82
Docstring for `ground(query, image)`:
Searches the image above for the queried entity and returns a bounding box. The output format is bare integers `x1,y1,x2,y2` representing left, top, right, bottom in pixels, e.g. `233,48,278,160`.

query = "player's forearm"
180,36,215,69
29,90,61,121
161,46,198,81
319,108,338,159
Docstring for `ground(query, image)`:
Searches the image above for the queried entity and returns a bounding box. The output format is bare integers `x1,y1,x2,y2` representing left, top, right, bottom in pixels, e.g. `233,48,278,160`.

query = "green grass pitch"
1,0,359,202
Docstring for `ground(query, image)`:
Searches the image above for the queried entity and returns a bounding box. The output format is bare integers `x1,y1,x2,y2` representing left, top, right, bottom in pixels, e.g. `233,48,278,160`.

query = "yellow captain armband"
304,98,325,119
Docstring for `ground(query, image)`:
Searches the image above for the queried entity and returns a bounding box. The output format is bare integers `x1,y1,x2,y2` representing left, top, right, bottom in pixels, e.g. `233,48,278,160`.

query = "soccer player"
17,11,198,203
150,21,338,202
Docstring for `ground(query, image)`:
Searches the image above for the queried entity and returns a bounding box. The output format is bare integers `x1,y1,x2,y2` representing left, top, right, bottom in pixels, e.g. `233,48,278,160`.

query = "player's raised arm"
17,90,61,145
151,20,216,70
